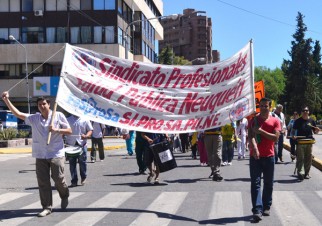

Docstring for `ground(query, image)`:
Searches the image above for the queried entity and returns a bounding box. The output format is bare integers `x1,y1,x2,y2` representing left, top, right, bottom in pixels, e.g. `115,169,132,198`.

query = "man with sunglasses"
292,106,320,181
248,98,280,222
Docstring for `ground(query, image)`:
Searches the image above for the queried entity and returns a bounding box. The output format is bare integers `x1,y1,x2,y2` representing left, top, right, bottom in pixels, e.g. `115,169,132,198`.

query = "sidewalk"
0,137,126,154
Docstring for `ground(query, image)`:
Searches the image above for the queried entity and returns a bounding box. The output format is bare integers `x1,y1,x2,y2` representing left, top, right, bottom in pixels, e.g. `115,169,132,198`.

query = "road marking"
56,192,135,226
208,191,244,226
129,192,188,226
274,191,321,226
3,192,83,226
0,154,31,162
0,192,32,205
316,190,322,199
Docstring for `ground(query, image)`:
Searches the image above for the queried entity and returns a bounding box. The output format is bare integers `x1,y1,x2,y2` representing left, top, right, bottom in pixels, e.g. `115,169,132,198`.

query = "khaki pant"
204,134,222,175
296,144,312,176
36,157,69,210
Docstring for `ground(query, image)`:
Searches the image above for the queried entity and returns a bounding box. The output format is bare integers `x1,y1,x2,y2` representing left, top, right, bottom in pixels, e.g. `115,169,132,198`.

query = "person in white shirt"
237,117,248,159
2,91,72,217
272,104,287,163
90,121,105,162
66,114,93,187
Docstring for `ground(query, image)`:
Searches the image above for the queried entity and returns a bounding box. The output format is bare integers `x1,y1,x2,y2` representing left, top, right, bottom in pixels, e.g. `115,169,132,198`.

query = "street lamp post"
124,14,179,60
9,35,30,114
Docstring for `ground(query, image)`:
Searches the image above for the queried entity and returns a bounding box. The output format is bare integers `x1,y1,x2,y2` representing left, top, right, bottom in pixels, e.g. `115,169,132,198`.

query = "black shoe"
212,174,223,181
298,173,304,181
263,209,270,216
253,213,262,222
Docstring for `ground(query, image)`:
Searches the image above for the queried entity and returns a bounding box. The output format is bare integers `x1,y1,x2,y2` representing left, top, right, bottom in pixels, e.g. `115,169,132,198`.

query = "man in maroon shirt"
248,98,280,222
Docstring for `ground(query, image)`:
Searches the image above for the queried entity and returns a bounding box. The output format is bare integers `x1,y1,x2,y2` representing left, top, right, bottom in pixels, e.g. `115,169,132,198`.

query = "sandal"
147,173,154,183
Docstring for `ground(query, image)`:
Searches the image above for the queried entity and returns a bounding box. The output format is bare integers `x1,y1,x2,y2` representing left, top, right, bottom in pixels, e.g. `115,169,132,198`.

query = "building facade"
159,8,217,65
0,0,163,112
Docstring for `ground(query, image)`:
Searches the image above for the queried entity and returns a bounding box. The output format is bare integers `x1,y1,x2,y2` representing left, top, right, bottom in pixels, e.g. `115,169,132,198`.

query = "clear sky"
162,0,322,69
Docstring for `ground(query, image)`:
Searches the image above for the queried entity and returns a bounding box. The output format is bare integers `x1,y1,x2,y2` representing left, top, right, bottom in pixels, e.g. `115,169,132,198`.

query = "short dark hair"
259,97,272,106
36,97,51,105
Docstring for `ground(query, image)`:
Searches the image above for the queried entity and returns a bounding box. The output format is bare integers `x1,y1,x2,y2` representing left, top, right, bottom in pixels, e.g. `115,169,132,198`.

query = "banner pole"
47,102,58,145
249,39,256,113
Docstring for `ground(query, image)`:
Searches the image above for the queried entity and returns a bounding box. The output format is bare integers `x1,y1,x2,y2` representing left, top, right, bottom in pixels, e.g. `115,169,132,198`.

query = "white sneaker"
38,209,51,217
228,162,232,166
221,162,227,166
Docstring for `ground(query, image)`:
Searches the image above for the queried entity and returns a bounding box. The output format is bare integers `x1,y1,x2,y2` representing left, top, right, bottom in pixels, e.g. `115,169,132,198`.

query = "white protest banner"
56,42,255,133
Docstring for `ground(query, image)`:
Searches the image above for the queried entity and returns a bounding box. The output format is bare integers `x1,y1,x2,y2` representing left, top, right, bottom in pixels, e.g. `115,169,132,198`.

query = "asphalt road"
0,145,322,225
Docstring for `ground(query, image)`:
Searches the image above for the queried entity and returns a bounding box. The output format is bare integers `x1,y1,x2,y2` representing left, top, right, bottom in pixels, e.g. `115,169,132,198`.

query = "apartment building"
0,0,163,112
159,8,217,65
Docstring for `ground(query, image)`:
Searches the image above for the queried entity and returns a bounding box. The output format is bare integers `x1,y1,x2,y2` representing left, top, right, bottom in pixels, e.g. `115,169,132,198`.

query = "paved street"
0,141,322,226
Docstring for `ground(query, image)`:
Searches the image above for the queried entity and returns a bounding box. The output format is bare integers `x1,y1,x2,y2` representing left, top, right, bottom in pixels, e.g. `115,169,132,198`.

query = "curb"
0,144,126,154
283,143,322,171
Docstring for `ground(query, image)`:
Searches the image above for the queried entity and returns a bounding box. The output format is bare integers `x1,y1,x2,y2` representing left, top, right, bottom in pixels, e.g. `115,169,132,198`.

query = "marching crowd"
1,91,320,222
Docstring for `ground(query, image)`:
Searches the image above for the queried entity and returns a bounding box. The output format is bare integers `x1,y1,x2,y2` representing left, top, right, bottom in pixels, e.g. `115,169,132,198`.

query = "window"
94,26,115,44
0,0,9,12
71,27,80,43
94,26,103,43
22,27,44,43
46,0,67,11
22,0,33,12
70,0,80,10
57,0,67,10
46,0,56,10
0,29,8,40
81,26,91,43
10,0,20,12
105,26,115,43
94,0,115,10
46,27,55,43
57,27,67,42
34,0,44,10
81,0,91,10
94,0,104,9
9,28,19,41
117,0,122,15
118,27,123,45
2,65,20,77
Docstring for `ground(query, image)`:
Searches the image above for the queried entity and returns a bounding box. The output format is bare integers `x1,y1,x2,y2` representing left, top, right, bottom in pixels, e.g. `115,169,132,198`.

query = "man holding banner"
1,91,72,217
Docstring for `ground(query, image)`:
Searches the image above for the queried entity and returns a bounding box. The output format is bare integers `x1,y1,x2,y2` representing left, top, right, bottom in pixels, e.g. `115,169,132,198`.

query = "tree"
158,46,192,65
281,12,322,115
158,45,174,65
254,66,285,102
173,56,190,65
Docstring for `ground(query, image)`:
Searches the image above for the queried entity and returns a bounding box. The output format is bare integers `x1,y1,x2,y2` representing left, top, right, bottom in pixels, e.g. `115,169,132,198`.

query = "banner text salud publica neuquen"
56,42,255,133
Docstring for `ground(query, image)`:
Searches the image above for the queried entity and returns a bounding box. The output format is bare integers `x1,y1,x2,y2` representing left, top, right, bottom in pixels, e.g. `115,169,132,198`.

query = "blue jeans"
222,140,234,163
249,156,275,214
69,146,87,185
126,131,135,155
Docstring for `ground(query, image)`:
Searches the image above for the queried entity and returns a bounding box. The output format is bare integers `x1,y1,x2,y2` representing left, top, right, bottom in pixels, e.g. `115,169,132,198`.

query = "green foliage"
17,130,30,138
0,128,18,140
310,114,317,122
173,56,190,65
158,46,191,65
254,66,285,102
158,45,174,65
282,12,322,115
